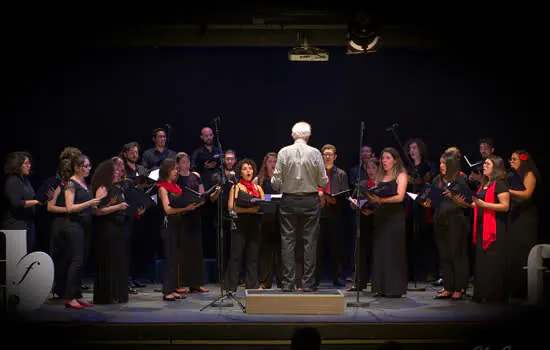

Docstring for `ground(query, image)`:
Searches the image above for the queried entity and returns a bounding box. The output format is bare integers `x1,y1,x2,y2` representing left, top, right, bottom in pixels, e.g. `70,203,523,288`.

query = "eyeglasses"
81,164,92,169
323,153,335,157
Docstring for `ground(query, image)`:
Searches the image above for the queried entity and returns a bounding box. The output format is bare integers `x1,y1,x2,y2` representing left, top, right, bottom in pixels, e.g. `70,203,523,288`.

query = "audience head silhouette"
291,327,321,349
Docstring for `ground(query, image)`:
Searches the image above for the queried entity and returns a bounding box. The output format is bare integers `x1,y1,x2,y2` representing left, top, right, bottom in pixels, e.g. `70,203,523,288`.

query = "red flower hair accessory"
519,154,528,161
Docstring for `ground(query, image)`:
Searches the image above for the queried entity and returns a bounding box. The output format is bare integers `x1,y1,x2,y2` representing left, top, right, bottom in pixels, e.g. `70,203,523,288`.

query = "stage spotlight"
346,12,381,54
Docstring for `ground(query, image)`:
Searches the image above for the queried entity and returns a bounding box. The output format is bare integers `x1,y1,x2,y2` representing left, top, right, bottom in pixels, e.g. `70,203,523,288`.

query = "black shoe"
128,286,138,294
303,287,318,292
431,278,444,286
132,280,147,288
282,286,294,292
81,284,90,290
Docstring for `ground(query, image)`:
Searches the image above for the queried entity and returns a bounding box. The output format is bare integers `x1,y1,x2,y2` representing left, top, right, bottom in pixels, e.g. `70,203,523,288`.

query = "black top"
432,174,470,215
97,186,126,224
176,172,203,193
235,188,260,208
476,180,509,224
349,162,368,189
141,147,177,171
66,179,93,225
2,175,35,223
191,145,221,189
261,177,278,195
124,162,149,180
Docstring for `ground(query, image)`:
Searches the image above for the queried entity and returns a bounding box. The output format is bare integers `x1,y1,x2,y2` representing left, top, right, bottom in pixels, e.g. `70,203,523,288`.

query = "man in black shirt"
191,126,221,190
191,126,222,260
121,142,149,180
141,128,176,171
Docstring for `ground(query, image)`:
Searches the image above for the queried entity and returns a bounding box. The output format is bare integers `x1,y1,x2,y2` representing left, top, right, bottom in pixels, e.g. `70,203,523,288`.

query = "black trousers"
405,205,437,282
434,210,469,293
279,193,320,289
259,214,283,288
224,214,262,291
60,220,86,300
315,211,343,283
355,212,374,290
160,215,182,295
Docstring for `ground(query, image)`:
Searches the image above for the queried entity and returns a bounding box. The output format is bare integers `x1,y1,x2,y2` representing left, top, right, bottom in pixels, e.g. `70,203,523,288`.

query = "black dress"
431,175,469,294
1,175,36,252
160,189,185,295
473,180,509,303
224,187,262,292
371,180,408,297
505,173,537,299
176,173,205,288
258,177,283,289
51,183,67,297
93,186,129,304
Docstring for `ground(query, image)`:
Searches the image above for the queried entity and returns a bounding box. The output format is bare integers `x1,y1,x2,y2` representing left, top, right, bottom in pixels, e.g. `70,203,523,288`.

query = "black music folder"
134,175,157,189
508,170,526,190
415,184,445,209
35,176,62,203
170,193,203,208
124,187,152,215
325,189,352,198
252,193,282,214
445,181,474,204
365,181,397,198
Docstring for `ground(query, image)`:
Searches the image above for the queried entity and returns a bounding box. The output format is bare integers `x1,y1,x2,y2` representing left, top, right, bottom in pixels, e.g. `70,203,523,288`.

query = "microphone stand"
386,125,425,292
347,121,369,308
200,116,245,312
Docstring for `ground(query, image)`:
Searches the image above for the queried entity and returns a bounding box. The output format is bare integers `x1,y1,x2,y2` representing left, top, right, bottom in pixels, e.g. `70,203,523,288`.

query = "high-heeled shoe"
77,299,94,307
190,287,209,293
64,300,85,309
174,288,189,294
450,291,464,301
433,291,452,299
172,293,186,299
163,295,177,301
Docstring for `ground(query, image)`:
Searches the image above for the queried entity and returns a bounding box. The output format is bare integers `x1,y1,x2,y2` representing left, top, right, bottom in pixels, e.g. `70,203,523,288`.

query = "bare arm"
47,187,66,214
472,191,510,212
509,171,536,201
64,182,101,213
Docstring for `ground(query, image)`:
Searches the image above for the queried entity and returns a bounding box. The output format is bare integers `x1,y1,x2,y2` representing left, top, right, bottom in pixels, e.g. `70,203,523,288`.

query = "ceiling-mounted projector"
288,33,328,62
288,46,328,62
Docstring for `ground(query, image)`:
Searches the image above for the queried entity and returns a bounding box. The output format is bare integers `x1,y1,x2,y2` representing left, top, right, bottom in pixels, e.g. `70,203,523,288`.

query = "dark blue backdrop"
1,45,547,241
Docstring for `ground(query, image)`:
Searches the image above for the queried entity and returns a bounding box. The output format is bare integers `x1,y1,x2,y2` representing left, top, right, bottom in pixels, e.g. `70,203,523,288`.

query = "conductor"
271,121,328,292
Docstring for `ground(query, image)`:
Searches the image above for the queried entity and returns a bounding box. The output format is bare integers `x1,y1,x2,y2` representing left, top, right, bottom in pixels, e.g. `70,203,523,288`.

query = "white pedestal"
1,229,54,312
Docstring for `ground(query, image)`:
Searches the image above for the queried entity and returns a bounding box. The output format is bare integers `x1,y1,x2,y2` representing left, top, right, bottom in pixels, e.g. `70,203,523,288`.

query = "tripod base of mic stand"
200,291,246,313
346,301,370,307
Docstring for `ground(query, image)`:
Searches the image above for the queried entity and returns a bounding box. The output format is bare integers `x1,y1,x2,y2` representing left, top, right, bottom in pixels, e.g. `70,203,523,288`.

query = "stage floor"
4,279,547,349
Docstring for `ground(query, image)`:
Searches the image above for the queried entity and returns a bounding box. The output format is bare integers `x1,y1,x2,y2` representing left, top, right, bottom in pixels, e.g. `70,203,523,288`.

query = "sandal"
190,287,209,293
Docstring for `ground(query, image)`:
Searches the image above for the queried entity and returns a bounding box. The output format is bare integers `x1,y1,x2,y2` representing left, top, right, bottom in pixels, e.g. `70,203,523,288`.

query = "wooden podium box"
245,289,345,315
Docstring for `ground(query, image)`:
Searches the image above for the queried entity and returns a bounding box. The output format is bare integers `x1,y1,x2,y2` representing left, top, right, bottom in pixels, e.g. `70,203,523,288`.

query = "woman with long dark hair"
505,150,540,300
174,152,219,294
254,152,283,290
365,147,408,298
428,150,470,301
156,158,200,301
1,151,40,252
91,158,131,304
469,155,510,303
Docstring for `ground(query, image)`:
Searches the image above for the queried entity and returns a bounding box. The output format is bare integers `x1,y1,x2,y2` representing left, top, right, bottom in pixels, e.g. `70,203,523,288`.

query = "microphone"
361,121,365,130
165,123,172,130
385,123,399,131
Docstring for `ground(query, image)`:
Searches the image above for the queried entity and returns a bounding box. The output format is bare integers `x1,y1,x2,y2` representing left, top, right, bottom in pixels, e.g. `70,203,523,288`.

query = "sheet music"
148,169,159,181
347,196,367,208
407,192,418,200
464,155,483,168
